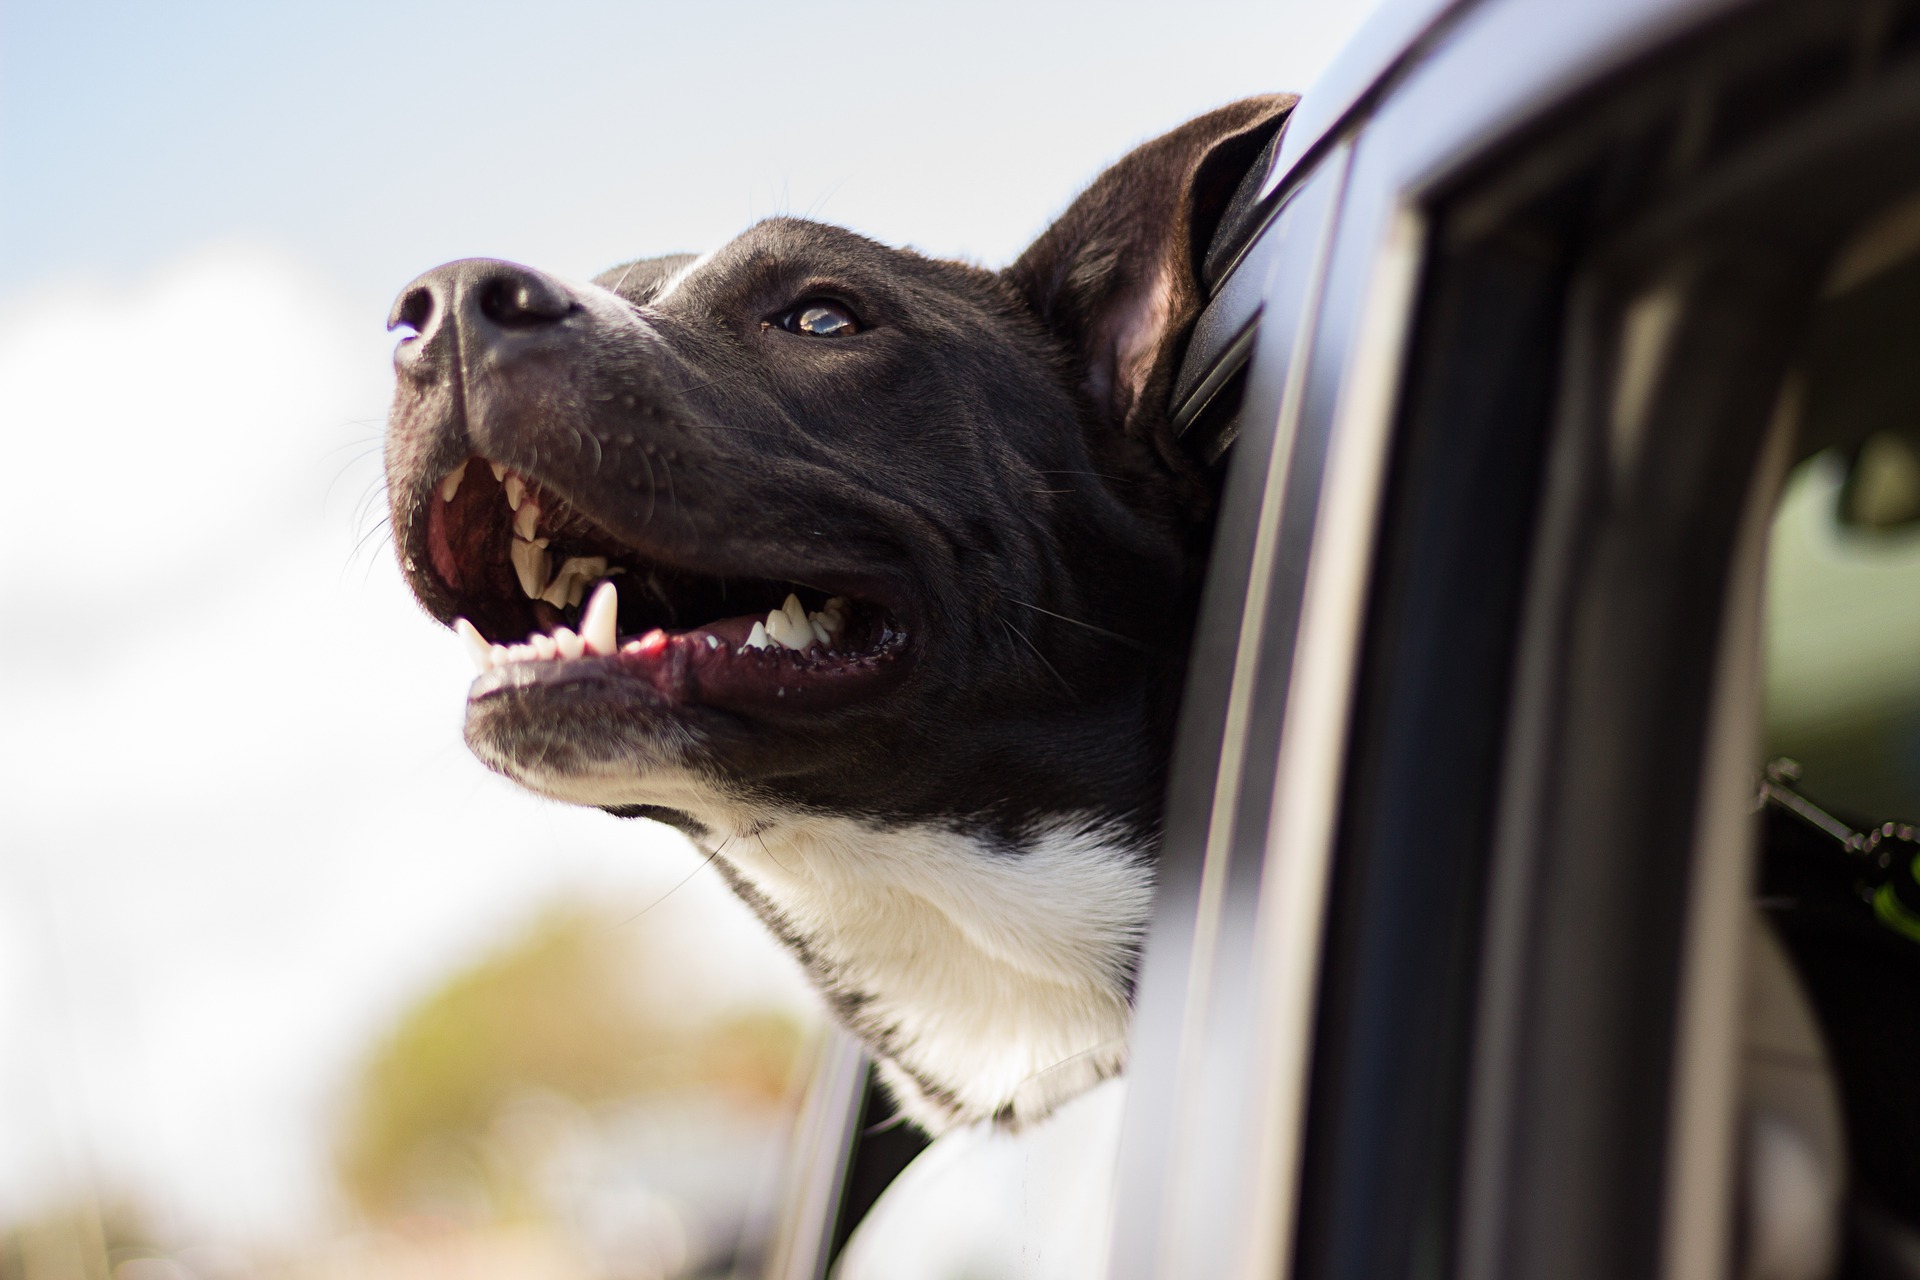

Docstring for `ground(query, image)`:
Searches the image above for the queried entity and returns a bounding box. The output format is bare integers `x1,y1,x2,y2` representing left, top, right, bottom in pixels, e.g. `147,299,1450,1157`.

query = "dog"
383,96,1296,1133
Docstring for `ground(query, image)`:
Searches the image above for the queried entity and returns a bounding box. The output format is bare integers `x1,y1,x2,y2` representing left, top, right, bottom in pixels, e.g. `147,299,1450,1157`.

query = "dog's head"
384,97,1294,842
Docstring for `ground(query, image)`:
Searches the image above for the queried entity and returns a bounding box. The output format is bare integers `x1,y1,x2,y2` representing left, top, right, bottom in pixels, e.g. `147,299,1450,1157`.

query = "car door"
1123,0,1920,1277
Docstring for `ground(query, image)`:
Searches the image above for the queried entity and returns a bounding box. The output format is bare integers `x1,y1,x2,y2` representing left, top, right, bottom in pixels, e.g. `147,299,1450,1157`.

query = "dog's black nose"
388,259,575,379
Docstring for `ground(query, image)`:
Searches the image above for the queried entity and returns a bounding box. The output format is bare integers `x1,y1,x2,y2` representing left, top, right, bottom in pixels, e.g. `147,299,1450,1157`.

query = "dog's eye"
776,301,862,337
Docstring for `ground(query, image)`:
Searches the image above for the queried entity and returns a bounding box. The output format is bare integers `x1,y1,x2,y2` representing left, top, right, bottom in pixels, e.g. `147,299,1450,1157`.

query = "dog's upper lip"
409,453,912,628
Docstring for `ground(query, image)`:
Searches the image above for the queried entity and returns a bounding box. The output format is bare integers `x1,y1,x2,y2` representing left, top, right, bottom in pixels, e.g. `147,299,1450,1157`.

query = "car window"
1754,195,1920,1260
1768,445,1920,821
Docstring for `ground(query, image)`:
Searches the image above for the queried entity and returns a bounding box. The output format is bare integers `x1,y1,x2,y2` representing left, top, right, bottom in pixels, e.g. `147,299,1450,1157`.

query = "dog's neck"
698,809,1154,1132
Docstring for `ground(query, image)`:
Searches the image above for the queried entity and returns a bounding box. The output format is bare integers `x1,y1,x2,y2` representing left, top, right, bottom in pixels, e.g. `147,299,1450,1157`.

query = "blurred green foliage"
336,902,803,1222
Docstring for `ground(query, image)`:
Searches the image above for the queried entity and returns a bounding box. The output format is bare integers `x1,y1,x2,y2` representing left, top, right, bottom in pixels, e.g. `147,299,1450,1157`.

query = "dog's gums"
421,454,909,714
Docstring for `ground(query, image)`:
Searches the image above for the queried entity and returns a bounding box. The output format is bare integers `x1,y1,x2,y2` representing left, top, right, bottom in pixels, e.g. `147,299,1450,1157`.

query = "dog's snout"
388,259,575,380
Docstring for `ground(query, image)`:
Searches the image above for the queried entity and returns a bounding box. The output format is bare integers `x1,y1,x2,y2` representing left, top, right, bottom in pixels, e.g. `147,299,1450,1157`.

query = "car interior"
1753,183,1920,1276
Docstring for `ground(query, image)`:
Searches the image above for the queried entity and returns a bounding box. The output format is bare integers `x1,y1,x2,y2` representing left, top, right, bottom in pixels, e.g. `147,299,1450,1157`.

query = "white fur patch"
503,752,1151,1130
715,812,1152,1130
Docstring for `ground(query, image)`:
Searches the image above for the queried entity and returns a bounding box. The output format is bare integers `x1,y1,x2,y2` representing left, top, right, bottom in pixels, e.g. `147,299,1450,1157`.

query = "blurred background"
0,3,1382,1276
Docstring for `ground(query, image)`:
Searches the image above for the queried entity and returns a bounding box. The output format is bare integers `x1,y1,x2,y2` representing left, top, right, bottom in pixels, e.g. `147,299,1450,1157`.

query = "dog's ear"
1006,95,1297,471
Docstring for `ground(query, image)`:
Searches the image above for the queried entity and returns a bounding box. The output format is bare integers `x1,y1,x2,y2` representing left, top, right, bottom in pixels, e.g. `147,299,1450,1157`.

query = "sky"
0,0,1385,1249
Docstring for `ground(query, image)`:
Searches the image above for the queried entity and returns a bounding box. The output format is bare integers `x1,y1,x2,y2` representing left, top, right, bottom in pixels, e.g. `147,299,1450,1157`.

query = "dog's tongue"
695,613,765,647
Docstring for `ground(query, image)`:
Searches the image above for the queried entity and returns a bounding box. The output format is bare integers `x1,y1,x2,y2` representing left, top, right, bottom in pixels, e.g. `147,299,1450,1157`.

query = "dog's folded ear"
1005,94,1297,480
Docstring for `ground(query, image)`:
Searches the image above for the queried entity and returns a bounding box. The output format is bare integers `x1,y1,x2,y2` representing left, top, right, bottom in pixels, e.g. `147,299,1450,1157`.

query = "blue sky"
2,0,1379,317
0,0,1382,1243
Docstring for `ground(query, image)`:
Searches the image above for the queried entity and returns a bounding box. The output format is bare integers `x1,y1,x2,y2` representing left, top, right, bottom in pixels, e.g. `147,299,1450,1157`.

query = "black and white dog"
384,96,1295,1133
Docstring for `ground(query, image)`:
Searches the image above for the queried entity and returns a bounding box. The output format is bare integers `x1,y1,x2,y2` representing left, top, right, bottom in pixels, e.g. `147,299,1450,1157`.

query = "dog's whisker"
1014,1036,1129,1092
320,432,386,460
637,448,659,525
659,454,680,522
1000,618,1079,701
344,514,394,578
1037,469,1131,483
608,260,640,298
754,829,794,876
1010,599,1156,653
614,839,726,928
326,449,387,511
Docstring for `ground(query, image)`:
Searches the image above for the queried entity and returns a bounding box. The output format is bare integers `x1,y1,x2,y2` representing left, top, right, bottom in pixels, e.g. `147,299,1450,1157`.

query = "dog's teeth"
513,499,540,540
553,627,586,660
781,594,818,648
765,606,808,650
531,633,559,660
504,475,527,511
510,537,551,599
705,634,721,650
438,461,469,503
489,460,508,482
743,620,771,651
810,616,833,646
453,617,492,672
581,582,618,655
540,556,609,609
490,643,508,665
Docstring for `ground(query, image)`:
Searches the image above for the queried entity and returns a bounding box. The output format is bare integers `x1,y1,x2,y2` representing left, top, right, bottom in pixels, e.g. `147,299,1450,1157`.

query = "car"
747,0,1920,1275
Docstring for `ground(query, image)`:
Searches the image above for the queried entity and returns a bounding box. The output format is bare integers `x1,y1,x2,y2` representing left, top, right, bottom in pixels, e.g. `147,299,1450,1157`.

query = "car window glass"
1767,447,1920,819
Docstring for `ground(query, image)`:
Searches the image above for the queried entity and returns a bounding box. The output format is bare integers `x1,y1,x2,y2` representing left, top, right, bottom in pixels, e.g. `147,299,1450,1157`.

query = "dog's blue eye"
786,302,861,336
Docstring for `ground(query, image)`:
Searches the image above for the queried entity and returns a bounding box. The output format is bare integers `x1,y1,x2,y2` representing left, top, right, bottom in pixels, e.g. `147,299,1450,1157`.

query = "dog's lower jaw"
709,813,1154,1134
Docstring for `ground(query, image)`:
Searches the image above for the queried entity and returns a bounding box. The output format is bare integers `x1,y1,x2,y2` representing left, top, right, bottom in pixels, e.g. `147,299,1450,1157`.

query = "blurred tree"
335,902,803,1223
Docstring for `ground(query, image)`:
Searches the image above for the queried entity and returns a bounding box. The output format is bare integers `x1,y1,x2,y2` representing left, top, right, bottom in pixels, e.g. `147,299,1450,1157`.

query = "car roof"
1265,0,1762,199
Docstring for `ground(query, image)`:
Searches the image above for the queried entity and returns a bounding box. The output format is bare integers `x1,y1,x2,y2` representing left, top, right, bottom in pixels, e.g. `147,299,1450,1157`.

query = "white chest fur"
706,813,1154,1132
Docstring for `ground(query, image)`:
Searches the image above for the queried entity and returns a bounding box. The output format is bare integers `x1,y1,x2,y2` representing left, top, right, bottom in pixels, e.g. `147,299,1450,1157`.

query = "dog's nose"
388,259,575,379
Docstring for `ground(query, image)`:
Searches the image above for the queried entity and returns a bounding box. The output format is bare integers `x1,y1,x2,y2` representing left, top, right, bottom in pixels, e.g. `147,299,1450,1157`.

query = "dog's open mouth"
418,457,909,713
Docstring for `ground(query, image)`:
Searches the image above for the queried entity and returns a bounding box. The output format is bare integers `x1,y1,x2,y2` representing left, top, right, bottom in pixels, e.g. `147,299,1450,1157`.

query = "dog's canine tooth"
781,593,811,636
581,582,618,655
453,617,493,672
504,475,527,511
489,460,508,482
510,537,551,599
743,620,771,651
438,461,469,503
512,499,540,540
765,606,807,650
553,627,586,660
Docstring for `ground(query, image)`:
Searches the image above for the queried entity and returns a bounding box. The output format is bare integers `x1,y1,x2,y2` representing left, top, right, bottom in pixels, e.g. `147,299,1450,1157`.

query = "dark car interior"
1759,184,1920,1274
